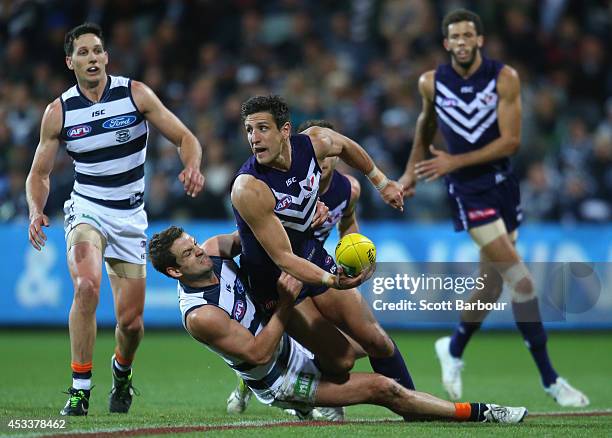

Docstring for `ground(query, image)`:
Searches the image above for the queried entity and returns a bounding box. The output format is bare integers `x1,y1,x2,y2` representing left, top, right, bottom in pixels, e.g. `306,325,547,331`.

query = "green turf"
0,330,610,437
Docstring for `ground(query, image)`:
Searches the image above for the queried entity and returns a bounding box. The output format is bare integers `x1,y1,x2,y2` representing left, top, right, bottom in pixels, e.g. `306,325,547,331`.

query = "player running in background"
231,96,417,406
227,119,362,415
148,225,527,424
398,9,588,407
25,23,204,415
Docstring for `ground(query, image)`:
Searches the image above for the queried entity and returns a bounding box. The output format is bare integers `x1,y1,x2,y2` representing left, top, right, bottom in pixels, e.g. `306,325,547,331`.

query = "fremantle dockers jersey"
233,134,321,268
314,171,351,243
178,256,291,387
434,57,512,194
60,75,148,210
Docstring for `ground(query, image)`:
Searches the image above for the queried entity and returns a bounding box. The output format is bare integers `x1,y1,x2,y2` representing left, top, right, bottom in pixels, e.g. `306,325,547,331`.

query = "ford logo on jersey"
275,195,292,211
67,125,91,138
102,115,137,129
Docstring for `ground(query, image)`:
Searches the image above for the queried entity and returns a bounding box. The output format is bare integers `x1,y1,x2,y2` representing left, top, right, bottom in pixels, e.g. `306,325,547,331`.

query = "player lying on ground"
148,226,527,424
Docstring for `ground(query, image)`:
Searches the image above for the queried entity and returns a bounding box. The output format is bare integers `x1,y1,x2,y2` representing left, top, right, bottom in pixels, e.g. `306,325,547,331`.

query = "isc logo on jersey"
67,125,92,138
102,115,137,129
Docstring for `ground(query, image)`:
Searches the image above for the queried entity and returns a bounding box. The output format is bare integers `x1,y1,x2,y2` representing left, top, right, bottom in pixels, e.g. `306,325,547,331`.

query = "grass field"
1,330,610,437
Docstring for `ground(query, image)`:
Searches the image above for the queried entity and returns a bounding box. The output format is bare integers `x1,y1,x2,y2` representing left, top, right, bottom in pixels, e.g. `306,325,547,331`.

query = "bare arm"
202,231,242,259
131,80,205,197
337,174,360,237
399,71,437,196
415,67,521,181
305,127,403,211
186,273,301,365
232,174,367,289
25,99,62,250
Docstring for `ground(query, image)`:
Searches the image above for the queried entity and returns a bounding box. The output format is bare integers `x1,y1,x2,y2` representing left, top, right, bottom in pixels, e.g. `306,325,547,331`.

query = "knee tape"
105,258,146,279
66,223,106,252
469,218,507,248
502,262,535,302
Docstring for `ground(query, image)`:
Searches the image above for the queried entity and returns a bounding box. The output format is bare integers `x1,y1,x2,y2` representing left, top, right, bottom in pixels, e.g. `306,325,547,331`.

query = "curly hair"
240,95,290,129
148,226,184,278
441,9,484,38
64,22,105,56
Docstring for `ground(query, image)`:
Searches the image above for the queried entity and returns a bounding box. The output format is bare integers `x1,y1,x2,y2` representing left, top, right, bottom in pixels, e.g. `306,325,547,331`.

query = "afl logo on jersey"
67,125,92,138
102,115,137,129
232,299,246,322
275,195,292,211
441,98,458,107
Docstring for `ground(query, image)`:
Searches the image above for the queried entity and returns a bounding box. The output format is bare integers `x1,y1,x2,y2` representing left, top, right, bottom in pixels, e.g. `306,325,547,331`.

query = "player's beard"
452,46,478,70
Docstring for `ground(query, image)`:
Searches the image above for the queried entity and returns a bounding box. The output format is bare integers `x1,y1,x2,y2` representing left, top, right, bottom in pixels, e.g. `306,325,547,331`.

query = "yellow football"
335,233,376,277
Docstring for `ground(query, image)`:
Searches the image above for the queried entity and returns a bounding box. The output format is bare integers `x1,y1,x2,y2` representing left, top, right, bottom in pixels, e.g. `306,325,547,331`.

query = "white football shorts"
63,193,148,265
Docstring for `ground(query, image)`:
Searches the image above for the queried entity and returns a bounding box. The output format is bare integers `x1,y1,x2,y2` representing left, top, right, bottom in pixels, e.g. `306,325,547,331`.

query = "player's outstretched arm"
338,174,361,237
131,80,205,197
232,174,367,290
186,272,301,365
26,99,62,251
305,127,404,211
399,71,437,196
414,67,521,182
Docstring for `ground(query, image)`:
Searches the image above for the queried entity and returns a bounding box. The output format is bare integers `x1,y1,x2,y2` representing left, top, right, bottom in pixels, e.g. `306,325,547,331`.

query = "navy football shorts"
448,175,522,233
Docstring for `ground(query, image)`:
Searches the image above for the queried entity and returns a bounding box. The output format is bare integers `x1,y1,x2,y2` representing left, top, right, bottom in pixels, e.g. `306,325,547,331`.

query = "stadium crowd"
1,0,610,223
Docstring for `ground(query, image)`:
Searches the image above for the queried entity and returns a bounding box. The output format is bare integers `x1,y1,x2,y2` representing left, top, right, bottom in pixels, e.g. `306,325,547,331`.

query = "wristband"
321,272,336,288
367,166,389,191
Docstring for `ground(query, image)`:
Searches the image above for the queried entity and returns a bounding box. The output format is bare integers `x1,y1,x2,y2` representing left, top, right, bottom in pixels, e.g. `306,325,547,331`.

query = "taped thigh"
105,258,146,279
66,223,106,252
469,218,507,248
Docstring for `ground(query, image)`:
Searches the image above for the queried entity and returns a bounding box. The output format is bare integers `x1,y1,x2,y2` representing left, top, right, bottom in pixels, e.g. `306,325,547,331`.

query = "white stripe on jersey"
66,122,147,153
436,79,497,113
435,95,494,129
436,107,498,144
61,75,148,207
74,148,146,176
64,97,137,127
270,159,320,206
74,179,145,201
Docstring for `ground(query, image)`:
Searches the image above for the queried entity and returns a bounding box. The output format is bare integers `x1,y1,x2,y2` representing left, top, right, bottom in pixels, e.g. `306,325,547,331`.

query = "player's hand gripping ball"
335,233,376,277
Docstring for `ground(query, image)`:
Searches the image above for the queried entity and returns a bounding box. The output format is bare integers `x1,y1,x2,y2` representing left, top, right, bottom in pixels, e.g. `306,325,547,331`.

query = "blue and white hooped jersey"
178,256,291,389
60,75,148,210
434,57,512,194
314,170,351,243
233,134,322,267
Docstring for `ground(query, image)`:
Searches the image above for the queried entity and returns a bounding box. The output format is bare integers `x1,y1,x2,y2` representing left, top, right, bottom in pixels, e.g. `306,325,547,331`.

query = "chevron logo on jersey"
270,158,320,232
435,79,498,144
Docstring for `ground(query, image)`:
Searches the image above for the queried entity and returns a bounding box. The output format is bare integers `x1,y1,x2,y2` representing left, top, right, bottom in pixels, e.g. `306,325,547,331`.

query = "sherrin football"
335,233,376,277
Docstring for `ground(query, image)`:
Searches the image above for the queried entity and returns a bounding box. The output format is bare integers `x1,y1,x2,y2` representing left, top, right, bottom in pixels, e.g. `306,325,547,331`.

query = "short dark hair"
441,9,484,38
148,226,184,278
240,95,290,130
297,119,335,132
64,22,105,56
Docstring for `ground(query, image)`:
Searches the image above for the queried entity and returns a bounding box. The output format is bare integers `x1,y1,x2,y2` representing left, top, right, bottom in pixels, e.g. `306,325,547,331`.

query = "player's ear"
166,266,182,279
443,38,450,51
280,121,291,139
66,56,74,70
477,35,484,48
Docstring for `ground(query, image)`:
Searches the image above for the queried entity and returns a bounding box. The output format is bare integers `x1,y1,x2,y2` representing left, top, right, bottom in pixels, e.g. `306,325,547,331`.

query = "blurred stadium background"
0,0,611,434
